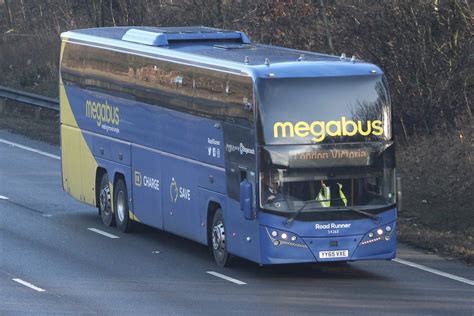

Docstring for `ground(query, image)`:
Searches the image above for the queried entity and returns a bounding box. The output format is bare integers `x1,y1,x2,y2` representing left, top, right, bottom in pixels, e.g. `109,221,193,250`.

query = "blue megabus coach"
59,26,401,266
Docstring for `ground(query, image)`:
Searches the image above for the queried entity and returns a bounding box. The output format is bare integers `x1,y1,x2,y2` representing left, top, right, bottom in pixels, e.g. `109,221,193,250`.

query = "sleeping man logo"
169,177,191,203
170,177,178,204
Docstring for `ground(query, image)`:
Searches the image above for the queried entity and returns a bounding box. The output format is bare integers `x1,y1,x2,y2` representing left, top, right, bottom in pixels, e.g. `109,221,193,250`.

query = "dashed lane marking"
393,258,474,286
3,139,471,287
12,278,46,292
206,271,247,285
0,138,60,160
88,228,120,239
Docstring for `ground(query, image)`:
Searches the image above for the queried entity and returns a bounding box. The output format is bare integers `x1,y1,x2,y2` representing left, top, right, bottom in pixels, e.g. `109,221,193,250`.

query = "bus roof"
62,26,383,78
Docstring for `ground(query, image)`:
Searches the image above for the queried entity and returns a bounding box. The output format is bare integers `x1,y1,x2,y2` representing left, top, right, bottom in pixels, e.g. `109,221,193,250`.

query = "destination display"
289,147,372,167
262,142,392,168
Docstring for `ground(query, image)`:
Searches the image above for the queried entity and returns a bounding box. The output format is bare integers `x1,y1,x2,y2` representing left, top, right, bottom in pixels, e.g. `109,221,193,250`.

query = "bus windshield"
259,143,396,214
256,75,391,145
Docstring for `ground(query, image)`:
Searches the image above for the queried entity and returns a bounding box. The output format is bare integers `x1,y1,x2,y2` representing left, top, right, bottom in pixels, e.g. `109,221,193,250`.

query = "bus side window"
192,67,227,118
240,169,247,181
224,76,254,125
225,167,241,202
61,43,87,85
80,46,136,97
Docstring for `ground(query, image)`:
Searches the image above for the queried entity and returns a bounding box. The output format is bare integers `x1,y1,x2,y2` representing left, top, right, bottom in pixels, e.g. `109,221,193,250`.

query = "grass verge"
397,126,473,265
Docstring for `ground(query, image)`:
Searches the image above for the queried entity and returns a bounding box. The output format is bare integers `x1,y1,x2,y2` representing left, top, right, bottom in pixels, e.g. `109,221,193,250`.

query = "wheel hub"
99,186,110,212
117,190,125,222
212,222,225,251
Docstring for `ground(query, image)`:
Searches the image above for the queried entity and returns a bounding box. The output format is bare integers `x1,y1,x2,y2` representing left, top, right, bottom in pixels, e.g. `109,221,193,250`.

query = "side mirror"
396,173,402,212
240,179,254,220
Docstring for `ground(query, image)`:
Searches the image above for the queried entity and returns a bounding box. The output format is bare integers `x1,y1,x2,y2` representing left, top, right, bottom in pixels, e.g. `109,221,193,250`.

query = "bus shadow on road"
79,213,390,282
233,257,390,281
136,221,389,281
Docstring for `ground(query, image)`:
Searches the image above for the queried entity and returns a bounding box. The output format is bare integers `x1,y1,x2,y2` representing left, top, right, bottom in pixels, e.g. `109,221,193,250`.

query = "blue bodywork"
60,26,396,265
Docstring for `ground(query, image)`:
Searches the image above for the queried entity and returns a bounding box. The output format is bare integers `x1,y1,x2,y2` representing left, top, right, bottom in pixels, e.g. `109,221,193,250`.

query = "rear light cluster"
361,224,394,245
266,228,307,248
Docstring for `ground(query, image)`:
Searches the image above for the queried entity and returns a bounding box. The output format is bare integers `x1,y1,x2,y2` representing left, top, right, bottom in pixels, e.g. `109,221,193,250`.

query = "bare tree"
0,0,471,137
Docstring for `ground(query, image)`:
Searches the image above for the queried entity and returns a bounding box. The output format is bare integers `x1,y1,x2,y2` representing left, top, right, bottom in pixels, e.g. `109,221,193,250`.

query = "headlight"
361,223,394,246
266,228,307,249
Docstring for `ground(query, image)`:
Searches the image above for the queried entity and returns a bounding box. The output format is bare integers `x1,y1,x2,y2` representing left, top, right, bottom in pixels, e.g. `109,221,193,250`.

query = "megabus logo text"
85,100,120,133
273,116,384,142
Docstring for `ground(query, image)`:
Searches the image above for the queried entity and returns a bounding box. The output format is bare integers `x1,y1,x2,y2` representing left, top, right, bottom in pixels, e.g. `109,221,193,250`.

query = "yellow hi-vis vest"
316,184,331,207
337,183,348,206
316,183,347,207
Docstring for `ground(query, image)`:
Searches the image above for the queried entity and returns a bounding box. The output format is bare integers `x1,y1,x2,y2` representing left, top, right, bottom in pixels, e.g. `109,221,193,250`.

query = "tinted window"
61,43,254,123
61,43,87,83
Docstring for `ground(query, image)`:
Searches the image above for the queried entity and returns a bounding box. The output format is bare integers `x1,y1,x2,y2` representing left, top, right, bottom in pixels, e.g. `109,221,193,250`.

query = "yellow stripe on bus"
129,210,141,222
60,37,68,64
60,40,98,207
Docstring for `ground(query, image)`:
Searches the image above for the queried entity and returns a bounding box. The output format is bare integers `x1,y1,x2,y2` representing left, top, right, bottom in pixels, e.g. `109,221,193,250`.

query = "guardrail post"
0,98,5,115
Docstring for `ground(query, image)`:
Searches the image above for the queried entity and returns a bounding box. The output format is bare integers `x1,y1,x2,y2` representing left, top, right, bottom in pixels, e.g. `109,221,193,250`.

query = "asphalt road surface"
0,130,473,315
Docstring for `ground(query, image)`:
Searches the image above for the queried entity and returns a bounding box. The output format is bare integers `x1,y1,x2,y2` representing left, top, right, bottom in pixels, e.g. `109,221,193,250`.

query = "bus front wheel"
211,209,232,267
114,179,132,233
99,173,115,227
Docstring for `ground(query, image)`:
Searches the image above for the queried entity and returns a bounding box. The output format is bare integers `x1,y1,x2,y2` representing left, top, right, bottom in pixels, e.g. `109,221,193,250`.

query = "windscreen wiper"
284,200,380,227
337,207,379,221
284,198,344,227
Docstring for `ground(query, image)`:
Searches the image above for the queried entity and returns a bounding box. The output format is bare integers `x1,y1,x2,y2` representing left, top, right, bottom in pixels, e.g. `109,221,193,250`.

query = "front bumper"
259,221,397,265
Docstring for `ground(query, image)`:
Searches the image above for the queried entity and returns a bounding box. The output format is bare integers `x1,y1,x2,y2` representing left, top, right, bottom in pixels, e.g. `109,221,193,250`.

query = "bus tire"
99,173,115,227
211,209,232,267
114,178,132,233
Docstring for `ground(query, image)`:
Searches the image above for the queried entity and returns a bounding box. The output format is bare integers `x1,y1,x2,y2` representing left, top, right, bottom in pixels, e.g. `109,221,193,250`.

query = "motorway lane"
0,130,473,315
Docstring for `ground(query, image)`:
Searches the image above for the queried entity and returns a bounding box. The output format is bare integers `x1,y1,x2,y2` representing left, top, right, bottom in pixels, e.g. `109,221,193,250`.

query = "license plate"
319,250,349,259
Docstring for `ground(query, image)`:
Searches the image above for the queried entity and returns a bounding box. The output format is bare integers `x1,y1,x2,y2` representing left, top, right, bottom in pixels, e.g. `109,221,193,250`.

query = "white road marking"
0,138,60,160
12,278,46,292
393,258,474,286
206,271,246,285
88,228,120,239
4,136,471,288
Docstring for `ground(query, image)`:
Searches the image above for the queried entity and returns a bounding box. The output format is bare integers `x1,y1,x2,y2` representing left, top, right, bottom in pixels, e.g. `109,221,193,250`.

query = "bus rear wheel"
99,173,115,227
114,179,132,233
211,209,232,267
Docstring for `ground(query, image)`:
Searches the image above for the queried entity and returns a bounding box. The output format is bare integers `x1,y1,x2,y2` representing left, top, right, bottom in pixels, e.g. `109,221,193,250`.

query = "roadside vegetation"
0,1,472,263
